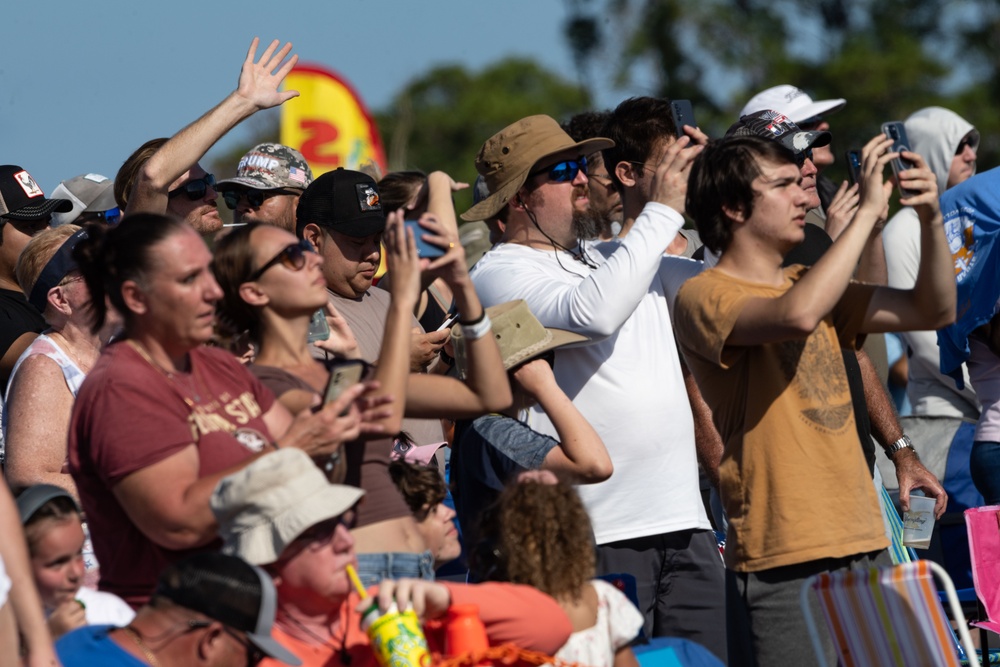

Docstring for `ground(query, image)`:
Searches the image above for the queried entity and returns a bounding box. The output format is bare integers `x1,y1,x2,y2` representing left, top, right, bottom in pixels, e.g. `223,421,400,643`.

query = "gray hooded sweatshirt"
883,107,980,419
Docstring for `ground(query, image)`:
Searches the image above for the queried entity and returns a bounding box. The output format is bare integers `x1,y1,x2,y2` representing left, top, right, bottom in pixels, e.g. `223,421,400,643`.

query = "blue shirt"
56,625,145,666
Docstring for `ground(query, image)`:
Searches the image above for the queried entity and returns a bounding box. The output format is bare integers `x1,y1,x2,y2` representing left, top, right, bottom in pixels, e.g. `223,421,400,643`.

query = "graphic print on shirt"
777,332,852,432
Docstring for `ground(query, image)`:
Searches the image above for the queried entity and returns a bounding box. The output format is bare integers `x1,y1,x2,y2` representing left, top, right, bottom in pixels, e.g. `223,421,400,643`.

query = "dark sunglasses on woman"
247,239,315,282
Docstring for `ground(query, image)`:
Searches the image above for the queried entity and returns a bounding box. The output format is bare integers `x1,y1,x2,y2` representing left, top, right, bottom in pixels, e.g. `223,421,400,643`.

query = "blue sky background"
2,1,656,193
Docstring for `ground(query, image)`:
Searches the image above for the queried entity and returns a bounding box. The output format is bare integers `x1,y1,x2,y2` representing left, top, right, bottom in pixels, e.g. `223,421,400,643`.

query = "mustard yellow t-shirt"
675,265,889,572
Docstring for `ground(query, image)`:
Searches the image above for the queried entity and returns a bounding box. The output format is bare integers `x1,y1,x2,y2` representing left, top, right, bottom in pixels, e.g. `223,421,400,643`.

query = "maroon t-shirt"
68,342,275,607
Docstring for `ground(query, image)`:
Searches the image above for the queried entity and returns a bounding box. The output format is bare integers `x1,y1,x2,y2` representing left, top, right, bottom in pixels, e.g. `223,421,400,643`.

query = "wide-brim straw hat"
460,115,613,222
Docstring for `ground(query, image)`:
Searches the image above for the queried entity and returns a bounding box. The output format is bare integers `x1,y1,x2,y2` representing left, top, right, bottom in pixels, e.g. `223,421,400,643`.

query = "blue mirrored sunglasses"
794,148,814,168
530,156,588,183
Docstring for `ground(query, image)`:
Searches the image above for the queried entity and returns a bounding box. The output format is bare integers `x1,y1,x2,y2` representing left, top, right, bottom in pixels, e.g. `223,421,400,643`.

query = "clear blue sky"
2,0,654,193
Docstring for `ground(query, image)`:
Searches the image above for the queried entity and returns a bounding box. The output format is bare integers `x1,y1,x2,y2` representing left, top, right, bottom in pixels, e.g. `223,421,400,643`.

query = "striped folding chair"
800,560,980,667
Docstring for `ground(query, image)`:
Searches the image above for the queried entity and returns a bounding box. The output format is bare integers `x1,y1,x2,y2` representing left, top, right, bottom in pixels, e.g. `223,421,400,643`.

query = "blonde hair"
15,224,81,298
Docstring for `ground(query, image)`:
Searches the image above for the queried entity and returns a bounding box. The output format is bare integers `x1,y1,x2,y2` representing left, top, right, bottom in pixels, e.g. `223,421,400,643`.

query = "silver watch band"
887,434,914,456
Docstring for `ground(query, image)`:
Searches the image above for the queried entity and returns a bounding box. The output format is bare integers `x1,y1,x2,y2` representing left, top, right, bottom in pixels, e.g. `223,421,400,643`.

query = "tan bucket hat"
210,449,364,566
460,115,614,222
452,300,589,376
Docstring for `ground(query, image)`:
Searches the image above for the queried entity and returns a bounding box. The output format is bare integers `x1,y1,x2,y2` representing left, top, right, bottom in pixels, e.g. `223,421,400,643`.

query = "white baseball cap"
739,85,846,124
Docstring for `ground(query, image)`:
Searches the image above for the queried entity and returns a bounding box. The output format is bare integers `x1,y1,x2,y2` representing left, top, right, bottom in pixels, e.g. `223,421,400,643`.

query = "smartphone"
844,149,863,186
436,311,460,331
404,219,447,259
881,121,917,195
323,359,366,412
307,308,330,343
671,100,697,138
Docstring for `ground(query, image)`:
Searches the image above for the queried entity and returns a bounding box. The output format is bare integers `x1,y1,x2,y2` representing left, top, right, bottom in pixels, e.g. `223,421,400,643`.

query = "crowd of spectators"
0,36,992,667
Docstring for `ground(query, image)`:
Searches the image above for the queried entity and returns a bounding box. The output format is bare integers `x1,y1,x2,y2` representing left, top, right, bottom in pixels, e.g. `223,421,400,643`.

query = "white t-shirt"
470,202,710,544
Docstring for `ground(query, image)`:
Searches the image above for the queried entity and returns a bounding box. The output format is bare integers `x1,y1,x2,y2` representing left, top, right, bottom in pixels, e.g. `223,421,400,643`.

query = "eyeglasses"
529,156,588,183
956,132,979,156
188,621,264,667
222,188,300,211
247,239,314,282
168,173,216,201
793,148,814,168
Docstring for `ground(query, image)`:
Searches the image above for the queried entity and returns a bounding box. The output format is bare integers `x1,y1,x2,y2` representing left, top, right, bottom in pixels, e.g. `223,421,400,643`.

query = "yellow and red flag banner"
281,64,388,178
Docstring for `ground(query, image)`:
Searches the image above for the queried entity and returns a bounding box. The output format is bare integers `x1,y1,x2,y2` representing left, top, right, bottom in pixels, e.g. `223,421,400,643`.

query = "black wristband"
458,310,486,326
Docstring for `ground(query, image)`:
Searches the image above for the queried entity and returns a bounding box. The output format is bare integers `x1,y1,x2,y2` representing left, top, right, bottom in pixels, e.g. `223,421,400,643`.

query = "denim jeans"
971,441,1000,505
356,550,435,589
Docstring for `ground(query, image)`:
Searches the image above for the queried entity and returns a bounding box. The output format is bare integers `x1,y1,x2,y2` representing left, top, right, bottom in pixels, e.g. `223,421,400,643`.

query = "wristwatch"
887,434,915,458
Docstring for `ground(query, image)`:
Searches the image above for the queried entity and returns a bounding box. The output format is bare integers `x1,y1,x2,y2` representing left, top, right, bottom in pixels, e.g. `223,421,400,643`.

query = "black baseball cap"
155,552,301,665
725,110,832,155
0,165,71,221
295,168,385,239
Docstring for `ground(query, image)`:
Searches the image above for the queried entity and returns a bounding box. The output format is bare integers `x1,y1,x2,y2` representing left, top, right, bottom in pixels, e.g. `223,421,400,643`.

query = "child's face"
30,517,85,609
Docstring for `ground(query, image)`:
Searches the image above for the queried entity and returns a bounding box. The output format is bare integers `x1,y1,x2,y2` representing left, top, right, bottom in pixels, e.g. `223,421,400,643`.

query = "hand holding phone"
844,149,862,186
323,360,367,414
671,100,697,138
404,219,447,259
881,121,918,196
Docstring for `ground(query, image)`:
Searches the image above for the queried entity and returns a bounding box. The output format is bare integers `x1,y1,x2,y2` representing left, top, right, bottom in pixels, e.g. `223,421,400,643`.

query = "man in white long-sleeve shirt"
459,115,726,660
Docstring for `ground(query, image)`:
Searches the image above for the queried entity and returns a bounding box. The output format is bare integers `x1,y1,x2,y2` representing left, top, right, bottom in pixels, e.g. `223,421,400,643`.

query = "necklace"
128,340,203,406
278,611,353,664
121,625,162,667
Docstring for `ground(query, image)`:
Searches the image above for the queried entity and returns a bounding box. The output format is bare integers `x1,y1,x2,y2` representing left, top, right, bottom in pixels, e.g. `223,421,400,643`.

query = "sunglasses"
222,188,300,211
793,148,814,168
168,173,216,200
530,156,588,183
247,239,314,282
97,207,122,225
956,132,979,156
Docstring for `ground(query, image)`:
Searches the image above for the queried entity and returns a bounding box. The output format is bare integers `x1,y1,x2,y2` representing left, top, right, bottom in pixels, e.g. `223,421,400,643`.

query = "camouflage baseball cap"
217,143,314,191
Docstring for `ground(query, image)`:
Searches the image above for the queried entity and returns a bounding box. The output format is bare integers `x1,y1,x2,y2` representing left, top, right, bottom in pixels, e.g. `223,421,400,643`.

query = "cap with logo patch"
725,110,832,155
218,143,314,192
295,168,385,238
0,166,71,221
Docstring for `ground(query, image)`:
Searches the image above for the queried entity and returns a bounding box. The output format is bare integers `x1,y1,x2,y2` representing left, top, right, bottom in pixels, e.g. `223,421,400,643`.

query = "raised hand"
895,152,941,225
236,37,300,111
651,135,704,214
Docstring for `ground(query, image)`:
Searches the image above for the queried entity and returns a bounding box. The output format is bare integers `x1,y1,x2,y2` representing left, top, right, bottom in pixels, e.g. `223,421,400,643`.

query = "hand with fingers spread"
235,37,300,111
278,382,372,456
823,181,860,241
651,135,703,214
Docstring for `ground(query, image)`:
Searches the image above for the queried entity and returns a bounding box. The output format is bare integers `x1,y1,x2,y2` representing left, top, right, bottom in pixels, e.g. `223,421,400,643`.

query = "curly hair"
485,479,595,602
388,460,446,518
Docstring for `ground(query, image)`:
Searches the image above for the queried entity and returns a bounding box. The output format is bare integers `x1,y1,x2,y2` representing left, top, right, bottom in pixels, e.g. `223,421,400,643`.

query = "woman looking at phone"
212,211,510,586
67,213,373,607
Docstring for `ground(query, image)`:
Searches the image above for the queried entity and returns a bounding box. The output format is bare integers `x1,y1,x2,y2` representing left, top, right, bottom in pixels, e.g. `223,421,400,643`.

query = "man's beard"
570,185,606,241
